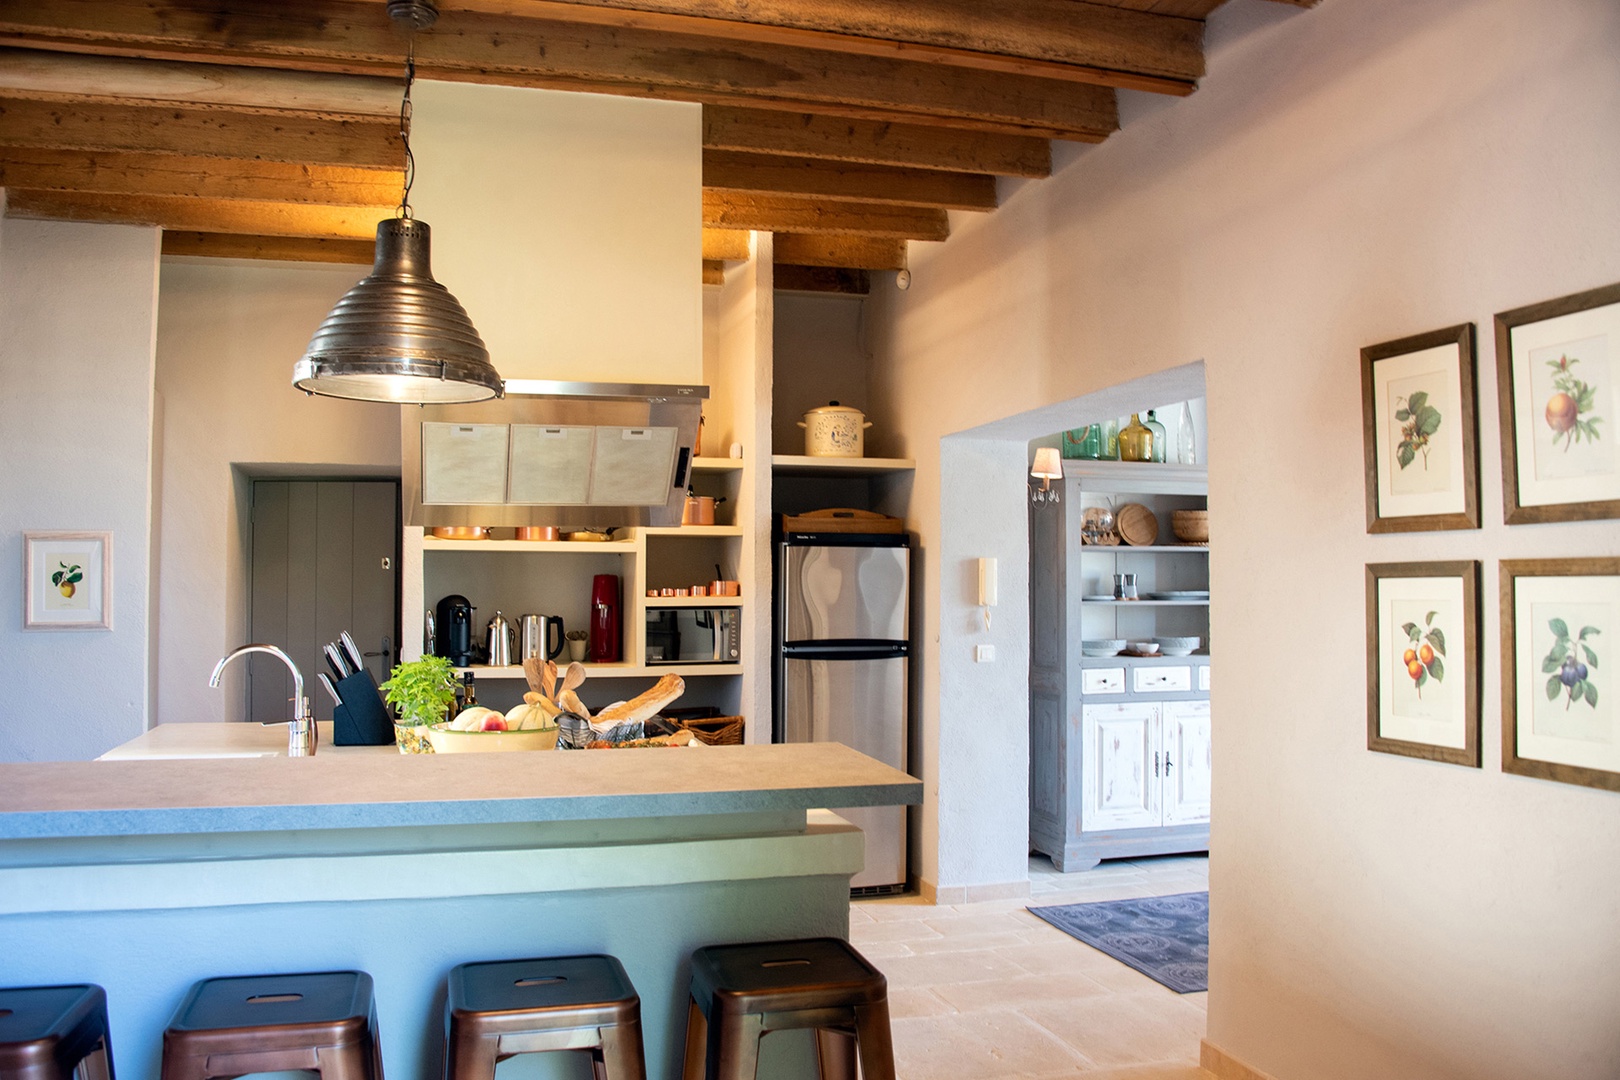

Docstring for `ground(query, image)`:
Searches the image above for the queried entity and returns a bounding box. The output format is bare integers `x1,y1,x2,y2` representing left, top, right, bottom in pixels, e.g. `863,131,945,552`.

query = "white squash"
505,692,560,731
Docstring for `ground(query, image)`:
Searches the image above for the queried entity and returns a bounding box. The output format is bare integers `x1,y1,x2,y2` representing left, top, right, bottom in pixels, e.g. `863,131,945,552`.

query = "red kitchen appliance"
590,574,621,663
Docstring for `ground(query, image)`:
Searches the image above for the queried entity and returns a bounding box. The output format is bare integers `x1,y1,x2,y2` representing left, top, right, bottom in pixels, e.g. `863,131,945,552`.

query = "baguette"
593,673,685,724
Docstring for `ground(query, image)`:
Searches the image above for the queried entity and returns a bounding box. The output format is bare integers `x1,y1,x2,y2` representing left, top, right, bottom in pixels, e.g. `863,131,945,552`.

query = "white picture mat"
1513,574,1618,772
1509,301,1620,507
1372,342,1468,518
1377,574,1468,749
24,532,111,630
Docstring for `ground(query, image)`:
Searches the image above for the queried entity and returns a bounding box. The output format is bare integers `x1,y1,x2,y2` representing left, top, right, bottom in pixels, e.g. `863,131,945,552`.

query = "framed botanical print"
24,531,112,630
1496,282,1620,524
1361,323,1479,532
1365,560,1481,767
1501,558,1619,792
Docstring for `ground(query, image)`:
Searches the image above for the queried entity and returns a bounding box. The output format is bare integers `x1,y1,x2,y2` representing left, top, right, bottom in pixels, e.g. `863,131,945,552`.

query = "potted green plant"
380,655,458,754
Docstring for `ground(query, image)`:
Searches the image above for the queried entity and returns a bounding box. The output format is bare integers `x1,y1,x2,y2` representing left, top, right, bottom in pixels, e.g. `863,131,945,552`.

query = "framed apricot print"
24,531,112,630
1361,323,1479,533
1496,282,1620,524
1501,558,1620,793
1365,560,1481,767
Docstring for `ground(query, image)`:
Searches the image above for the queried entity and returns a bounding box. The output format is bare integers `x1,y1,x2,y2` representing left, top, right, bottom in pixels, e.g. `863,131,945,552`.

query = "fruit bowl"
1152,636,1201,656
1081,638,1125,657
425,724,558,753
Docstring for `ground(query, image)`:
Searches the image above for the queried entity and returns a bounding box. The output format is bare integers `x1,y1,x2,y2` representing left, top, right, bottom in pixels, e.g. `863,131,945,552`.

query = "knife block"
333,669,394,746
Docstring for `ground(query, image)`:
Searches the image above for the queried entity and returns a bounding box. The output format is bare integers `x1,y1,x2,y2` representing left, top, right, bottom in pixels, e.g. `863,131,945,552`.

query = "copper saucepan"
429,526,490,540
515,526,561,541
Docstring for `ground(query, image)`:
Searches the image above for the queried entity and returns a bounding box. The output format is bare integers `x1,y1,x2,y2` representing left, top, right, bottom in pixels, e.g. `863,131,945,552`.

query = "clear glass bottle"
1144,410,1167,463
1101,419,1119,459
1119,413,1154,462
1177,402,1197,465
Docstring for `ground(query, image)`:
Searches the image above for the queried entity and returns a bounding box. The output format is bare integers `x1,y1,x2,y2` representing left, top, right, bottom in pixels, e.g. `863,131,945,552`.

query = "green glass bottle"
1119,413,1153,462
1144,410,1167,463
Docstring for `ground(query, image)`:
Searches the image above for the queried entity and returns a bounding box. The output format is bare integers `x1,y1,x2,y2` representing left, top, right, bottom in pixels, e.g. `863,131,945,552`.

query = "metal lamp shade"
293,218,503,403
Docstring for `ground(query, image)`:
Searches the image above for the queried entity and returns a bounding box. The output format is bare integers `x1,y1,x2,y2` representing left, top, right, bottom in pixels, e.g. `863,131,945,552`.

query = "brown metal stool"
160,971,382,1080
680,938,896,1080
444,954,645,1080
0,984,115,1080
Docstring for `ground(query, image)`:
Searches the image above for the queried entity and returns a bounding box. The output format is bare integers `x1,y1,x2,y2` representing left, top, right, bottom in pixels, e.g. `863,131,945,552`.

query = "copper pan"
429,526,490,540
516,526,561,541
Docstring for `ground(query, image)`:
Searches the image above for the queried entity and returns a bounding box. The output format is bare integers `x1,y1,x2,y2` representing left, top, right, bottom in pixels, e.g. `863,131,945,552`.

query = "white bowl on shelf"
1152,636,1201,656
1081,639,1125,657
1127,641,1160,655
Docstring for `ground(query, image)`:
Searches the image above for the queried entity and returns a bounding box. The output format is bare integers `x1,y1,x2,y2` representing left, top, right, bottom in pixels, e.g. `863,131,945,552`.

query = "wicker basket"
677,716,745,745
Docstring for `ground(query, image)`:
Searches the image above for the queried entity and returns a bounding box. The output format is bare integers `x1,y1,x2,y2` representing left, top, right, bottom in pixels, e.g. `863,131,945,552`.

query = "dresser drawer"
1133,665,1192,693
1081,667,1126,694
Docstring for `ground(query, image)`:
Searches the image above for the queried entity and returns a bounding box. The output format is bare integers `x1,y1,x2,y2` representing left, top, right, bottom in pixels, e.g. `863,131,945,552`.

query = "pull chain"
397,45,416,220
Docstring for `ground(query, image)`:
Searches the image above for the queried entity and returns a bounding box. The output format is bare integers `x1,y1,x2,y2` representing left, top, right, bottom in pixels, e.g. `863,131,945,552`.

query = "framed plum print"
24,531,112,630
1501,558,1620,793
1496,282,1620,524
1365,560,1481,767
1361,323,1479,533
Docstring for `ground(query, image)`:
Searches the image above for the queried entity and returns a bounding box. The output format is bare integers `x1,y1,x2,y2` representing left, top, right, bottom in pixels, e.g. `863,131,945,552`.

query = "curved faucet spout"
209,643,315,756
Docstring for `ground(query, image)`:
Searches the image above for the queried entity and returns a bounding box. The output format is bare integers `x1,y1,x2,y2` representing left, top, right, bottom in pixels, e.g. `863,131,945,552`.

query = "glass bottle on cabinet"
1119,414,1153,462
1144,410,1167,463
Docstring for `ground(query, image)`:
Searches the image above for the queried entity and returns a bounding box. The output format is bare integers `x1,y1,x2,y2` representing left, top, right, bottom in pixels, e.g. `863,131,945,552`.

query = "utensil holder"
333,669,394,745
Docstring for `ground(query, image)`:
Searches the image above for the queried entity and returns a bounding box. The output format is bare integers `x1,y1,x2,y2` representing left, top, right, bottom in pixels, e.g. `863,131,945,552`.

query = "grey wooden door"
248,480,399,722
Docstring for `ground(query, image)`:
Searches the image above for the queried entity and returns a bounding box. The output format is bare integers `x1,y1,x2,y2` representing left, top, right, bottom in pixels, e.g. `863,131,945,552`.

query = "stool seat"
682,938,896,1080
0,984,114,1080
445,955,645,1080
161,971,381,1080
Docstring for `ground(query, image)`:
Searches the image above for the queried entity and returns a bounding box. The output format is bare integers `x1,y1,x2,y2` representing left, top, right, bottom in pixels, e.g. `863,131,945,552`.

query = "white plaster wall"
154,259,400,725
0,218,159,761
865,0,1620,1075
410,82,702,385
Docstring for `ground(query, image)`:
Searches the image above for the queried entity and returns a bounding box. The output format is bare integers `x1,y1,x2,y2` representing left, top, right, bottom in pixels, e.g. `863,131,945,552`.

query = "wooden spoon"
542,659,560,703
560,661,587,698
522,656,549,701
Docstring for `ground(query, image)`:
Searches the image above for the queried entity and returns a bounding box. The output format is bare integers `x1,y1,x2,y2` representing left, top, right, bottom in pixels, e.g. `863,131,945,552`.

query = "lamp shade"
292,218,504,404
1031,447,1063,481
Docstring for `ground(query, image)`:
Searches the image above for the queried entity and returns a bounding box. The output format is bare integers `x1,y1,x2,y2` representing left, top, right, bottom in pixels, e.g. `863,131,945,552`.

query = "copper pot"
515,526,561,541
430,526,490,540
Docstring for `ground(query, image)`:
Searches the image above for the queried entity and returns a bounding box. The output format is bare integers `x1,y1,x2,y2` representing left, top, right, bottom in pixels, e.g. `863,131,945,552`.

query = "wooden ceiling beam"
773,234,909,271
3,188,388,239
440,0,1202,94
0,146,402,206
701,259,725,286
701,228,752,262
703,192,949,241
0,97,401,168
162,231,376,264
704,150,995,211
772,264,870,295
703,107,1052,178
0,2,1118,141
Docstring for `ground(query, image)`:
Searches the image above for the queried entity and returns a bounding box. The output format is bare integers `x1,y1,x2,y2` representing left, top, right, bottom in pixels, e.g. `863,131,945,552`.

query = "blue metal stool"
160,971,381,1080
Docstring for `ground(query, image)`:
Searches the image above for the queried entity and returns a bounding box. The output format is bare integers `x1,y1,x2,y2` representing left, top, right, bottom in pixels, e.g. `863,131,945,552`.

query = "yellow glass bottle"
1119,413,1154,462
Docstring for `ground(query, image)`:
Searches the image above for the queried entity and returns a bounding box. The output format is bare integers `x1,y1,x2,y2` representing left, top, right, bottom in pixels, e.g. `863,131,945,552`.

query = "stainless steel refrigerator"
775,531,911,893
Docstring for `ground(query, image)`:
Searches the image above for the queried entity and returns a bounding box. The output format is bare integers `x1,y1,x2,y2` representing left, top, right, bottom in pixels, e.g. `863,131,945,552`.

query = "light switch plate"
975,644,996,663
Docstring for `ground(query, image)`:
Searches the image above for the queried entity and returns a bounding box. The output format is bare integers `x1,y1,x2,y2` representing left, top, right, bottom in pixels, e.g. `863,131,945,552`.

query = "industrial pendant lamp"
292,0,503,404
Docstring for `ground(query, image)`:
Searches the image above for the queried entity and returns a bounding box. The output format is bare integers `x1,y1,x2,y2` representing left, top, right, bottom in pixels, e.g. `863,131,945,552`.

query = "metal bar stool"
680,938,896,1080
444,954,645,1080
160,971,382,1080
0,984,115,1080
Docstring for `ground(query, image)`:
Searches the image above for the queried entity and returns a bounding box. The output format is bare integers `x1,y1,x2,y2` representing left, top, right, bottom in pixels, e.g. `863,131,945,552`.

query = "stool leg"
597,1017,646,1080
78,1039,114,1080
710,1013,764,1080
814,1027,857,1080
159,1045,208,1080
852,1001,897,1080
316,1043,379,1080
680,998,708,1080
444,1030,500,1080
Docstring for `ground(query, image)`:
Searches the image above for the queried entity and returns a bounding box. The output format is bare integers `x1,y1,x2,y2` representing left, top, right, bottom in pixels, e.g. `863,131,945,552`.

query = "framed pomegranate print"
1496,282,1620,524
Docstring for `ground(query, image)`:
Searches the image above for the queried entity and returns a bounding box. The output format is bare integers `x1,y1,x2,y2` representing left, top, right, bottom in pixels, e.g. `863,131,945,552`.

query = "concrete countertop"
0,727,921,840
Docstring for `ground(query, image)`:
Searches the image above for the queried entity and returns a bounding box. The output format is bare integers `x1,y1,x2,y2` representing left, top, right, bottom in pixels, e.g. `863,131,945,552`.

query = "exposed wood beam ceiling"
0,1,1314,289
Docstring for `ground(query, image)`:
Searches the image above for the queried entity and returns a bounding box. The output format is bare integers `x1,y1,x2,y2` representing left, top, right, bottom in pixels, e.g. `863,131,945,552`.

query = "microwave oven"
645,607,741,664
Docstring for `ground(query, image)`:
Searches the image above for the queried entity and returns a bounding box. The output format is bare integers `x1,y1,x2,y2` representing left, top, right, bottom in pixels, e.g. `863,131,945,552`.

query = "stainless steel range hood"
403,380,707,529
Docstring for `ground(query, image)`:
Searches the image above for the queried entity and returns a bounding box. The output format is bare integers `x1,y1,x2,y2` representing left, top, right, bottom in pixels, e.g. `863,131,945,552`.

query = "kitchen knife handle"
317,672,343,705
340,631,365,672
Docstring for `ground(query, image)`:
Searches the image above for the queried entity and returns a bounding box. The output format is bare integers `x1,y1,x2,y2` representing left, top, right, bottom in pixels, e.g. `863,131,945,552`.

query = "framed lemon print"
24,532,112,630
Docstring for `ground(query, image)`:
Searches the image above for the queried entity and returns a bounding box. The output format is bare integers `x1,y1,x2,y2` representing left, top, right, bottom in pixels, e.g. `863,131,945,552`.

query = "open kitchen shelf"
770,455,915,476
457,661,742,680
423,537,637,552
645,595,744,607
637,525,744,537
691,457,745,472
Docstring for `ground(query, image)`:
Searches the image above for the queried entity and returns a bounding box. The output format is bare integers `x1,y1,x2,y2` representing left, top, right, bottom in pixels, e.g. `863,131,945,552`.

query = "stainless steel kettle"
486,611,515,667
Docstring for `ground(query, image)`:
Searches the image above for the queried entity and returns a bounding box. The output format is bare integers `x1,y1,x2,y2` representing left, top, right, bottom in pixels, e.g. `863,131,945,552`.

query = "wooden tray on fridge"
781,508,904,534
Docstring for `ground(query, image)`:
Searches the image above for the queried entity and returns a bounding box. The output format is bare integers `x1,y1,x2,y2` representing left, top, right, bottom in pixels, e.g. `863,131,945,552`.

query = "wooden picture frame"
1361,323,1479,532
23,531,112,630
1496,282,1620,524
1501,557,1620,792
1365,560,1481,767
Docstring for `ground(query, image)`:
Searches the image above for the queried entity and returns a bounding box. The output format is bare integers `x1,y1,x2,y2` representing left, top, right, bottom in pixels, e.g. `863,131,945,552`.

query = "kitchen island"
1,731,920,1079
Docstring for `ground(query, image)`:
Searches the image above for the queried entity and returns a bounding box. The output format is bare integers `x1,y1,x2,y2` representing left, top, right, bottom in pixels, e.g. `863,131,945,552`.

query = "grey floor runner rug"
1027,891,1208,993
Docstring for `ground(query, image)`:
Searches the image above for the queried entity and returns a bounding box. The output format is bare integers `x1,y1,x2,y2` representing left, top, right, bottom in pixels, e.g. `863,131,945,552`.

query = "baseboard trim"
918,878,1031,905
1201,1040,1279,1080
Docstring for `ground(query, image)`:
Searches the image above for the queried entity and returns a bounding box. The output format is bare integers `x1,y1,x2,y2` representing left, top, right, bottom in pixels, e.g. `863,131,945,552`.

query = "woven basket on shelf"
677,716,745,745
1170,509,1209,543
1115,502,1159,546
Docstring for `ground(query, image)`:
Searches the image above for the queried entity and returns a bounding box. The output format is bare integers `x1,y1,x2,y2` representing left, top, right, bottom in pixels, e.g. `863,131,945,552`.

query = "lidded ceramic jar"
798,401,873,457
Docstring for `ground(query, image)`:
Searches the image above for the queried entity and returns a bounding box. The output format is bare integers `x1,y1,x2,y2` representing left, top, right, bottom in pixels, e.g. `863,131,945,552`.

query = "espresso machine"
435,594,476,666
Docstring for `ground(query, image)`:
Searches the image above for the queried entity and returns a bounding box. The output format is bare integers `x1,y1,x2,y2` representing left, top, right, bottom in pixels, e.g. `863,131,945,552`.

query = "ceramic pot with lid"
798,401,873,458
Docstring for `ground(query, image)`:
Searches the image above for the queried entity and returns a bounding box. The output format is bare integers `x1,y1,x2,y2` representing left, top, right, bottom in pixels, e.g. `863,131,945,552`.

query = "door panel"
781,544,909,642
1162,700,1212,826
249,480,399,722
780,656,906,769
1082,702,1160,831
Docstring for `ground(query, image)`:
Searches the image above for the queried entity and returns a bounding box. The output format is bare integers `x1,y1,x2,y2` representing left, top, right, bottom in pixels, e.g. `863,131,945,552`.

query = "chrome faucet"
209,644,317,757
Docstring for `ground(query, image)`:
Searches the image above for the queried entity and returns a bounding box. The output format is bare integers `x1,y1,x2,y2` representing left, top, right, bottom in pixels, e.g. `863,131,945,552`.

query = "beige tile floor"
850,854,1211,1080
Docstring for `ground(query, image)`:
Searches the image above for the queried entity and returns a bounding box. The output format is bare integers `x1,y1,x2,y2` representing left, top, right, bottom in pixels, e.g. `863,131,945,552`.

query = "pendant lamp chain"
397,46,417,221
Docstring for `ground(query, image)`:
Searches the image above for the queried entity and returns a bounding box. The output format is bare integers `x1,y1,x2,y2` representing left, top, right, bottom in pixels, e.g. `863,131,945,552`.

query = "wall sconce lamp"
1030,447,1063,504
